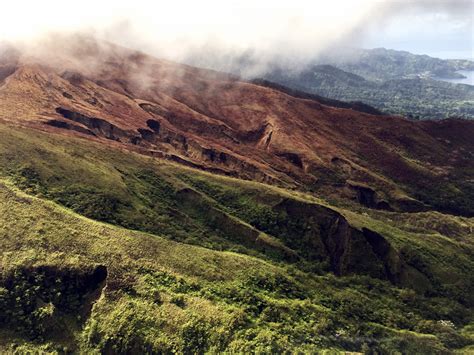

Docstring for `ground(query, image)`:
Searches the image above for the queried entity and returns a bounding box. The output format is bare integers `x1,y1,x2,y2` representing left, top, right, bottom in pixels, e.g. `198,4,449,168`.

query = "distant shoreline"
434,70,474,86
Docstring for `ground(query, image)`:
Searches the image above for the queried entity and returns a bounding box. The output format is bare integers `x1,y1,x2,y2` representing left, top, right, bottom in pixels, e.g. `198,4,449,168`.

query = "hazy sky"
0,0,472,59
364,1,473,58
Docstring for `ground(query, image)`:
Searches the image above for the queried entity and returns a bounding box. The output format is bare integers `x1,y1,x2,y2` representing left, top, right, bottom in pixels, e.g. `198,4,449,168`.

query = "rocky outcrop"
51,106,280,184
270,198,431,290
45,119,95,136
55,107,139,143
146,119,161,132
347,182,393,210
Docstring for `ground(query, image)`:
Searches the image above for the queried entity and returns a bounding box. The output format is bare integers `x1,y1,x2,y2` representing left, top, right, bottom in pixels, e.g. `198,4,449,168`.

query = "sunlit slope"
0,122,473,353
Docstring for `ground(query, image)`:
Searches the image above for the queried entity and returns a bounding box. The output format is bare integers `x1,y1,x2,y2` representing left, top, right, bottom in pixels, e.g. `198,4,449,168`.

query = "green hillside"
1,122,474,353
330,48,474,82
265,66,474,119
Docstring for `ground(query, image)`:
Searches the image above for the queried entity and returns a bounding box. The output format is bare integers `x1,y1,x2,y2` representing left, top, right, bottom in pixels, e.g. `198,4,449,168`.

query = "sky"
364,1,473,59
0,0,472,60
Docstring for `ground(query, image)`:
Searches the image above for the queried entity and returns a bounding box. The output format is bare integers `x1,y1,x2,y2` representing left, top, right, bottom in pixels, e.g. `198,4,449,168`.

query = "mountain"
265,64,474,119
1,36,473,353
322,47,474,82
186,47,474,119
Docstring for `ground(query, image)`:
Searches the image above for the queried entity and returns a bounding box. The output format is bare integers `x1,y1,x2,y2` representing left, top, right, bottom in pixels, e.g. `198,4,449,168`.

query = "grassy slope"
1,122,473,353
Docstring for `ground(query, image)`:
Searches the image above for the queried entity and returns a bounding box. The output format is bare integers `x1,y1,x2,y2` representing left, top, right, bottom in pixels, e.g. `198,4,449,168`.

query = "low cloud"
1,0,471,75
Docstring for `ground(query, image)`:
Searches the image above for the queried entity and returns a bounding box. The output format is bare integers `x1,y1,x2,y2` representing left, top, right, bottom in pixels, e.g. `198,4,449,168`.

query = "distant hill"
249,77,384,115
186,47,474,119
323,47,474,82
265,64,474,119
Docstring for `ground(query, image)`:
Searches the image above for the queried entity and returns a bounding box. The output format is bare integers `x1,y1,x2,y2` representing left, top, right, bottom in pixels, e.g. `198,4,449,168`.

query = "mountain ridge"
1,37,473,216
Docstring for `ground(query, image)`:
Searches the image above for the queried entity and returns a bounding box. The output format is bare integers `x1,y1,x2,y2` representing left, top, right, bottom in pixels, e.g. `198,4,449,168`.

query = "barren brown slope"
0,36,473,215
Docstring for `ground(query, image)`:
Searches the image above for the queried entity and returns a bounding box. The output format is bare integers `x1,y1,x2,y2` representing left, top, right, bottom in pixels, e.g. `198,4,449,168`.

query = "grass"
0,122,473,353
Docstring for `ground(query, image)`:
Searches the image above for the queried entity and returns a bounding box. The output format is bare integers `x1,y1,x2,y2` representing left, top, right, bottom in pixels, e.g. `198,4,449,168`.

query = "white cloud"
0,0,471,60
0,0,379,54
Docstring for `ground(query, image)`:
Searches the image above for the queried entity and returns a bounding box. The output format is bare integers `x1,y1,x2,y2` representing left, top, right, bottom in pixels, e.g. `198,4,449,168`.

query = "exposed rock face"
55,107,138,142
45,119,95,136
347,183,393,211
270,198,432,290
146,119,161,132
